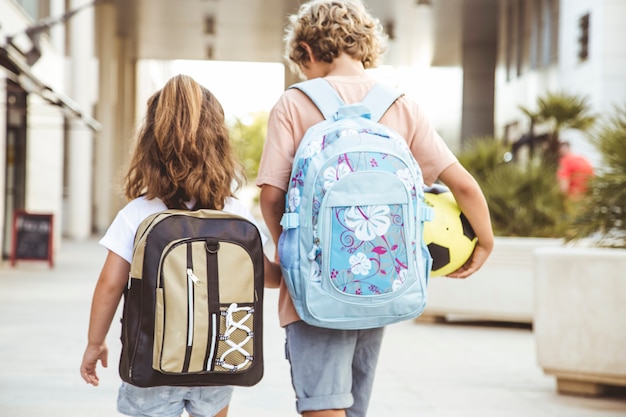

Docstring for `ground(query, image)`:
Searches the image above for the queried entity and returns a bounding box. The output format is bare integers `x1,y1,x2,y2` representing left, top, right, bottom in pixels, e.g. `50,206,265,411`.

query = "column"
66,0,96,239
460,0,498,143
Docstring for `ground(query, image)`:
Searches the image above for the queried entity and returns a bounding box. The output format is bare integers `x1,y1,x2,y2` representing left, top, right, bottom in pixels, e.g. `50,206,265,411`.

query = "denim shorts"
117,382,233,417
284,321,384,417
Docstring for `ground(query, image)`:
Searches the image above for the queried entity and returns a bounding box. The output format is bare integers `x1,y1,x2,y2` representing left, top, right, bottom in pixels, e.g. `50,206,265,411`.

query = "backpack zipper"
186,267,198,348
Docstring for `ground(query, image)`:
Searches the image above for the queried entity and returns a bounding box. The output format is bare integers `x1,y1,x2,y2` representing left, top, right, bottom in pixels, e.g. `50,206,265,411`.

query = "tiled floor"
0,238,624,416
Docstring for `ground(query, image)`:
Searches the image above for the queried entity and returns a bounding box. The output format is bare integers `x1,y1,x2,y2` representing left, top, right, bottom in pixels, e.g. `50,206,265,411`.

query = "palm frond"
534,91,597,134
568,104,626,247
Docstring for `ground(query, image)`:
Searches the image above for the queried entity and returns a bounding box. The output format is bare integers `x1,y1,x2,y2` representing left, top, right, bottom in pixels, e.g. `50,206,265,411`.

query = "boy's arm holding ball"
438,162,494,278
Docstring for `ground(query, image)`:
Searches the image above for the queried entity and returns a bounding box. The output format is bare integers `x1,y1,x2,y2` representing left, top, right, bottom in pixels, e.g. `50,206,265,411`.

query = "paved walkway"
0,238,625,416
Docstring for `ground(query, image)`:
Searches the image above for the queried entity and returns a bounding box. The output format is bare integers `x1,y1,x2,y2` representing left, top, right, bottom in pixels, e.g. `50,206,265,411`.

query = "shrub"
458,137,566,237
229,112,268,181
567,105,626,247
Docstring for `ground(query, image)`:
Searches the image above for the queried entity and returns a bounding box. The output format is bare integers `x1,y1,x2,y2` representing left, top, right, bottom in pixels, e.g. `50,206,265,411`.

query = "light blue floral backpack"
278,78,433,330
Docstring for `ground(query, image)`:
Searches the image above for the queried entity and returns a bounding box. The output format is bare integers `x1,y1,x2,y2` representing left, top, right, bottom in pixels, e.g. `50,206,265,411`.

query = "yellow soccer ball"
423,184,477,277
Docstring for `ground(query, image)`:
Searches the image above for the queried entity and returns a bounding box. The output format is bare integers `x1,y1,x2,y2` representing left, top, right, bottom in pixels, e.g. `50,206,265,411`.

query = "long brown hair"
124,74,243,210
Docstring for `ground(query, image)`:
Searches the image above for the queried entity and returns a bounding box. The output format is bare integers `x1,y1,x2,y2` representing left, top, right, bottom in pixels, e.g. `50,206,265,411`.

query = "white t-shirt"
100,196,267,263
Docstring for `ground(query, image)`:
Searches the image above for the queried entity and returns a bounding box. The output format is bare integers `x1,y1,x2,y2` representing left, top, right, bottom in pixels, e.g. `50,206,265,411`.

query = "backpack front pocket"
153,241,211,374
319,172,414,297
153,240,257,375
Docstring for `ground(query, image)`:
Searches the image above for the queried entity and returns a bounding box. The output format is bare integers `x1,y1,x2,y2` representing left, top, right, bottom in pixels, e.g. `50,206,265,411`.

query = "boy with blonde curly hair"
256,1,494,416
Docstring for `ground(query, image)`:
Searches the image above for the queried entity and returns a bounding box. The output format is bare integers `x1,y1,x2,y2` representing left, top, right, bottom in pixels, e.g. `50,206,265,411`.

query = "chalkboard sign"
11,210,54,267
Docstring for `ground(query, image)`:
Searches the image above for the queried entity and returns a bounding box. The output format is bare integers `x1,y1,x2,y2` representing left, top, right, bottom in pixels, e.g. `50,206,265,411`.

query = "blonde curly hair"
284,0,387,76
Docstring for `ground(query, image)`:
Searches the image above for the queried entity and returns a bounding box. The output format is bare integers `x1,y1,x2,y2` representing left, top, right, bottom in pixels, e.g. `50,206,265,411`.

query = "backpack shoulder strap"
290,78,405,122
360,83,405,122
289,78,345,121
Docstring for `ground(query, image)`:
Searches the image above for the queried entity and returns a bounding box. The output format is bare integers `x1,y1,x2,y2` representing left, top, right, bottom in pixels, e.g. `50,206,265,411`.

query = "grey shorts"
117,382,233,417
285,321,384,417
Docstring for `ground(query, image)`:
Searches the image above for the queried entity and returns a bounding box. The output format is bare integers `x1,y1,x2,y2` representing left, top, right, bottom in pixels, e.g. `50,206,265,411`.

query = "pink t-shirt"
256,75,458,327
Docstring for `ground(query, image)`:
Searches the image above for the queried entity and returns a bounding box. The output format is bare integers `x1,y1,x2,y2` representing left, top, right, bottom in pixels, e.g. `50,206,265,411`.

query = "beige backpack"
119,209,264,387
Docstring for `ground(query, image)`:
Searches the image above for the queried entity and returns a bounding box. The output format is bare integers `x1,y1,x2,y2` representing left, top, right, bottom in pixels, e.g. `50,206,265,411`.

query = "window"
549,0,559,64
505,0,532,80
15,0,50,21
529,0,541,69
531,0,559,68
504,121,520,146
539,0,551,66
504,0,559,80
505,1,516,81
384,20,395,41
517,0,530,76
204,15,216,35
578,13,590,62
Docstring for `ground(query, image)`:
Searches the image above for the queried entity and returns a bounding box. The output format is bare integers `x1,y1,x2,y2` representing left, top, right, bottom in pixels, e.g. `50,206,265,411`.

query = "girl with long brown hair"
80,74,280,417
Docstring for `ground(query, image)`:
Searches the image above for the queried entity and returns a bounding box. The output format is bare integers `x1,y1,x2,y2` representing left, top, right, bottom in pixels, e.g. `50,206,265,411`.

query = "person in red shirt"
557,141,594,199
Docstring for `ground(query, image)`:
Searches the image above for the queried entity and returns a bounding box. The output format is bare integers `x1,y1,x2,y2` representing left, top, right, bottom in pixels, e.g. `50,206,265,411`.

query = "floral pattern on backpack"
288,129,420,296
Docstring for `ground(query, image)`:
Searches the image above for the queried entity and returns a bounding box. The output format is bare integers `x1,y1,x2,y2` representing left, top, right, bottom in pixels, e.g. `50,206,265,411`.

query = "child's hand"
80,343,108,386
264,255,283,288
445,241,492,279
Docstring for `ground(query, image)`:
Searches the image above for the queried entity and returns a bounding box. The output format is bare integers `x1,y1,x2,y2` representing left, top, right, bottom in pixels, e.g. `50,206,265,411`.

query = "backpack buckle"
280,212,299,229
422,205,434,222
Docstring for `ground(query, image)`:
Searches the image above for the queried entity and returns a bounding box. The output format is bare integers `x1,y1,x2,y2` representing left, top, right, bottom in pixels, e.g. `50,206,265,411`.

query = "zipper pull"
187,268,199,284
308,229,320,260
127,272,132,290
308,238,320,260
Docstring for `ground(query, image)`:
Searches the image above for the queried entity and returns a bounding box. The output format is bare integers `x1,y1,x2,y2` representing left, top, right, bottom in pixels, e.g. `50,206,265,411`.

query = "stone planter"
534,246,626,395
420,236,561,323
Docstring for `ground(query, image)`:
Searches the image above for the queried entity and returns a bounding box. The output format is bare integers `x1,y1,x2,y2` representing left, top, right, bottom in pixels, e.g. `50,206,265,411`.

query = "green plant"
229,112,268,180
458,137,566,237
457,93,599,238
519,92,596,164
567,105,626,247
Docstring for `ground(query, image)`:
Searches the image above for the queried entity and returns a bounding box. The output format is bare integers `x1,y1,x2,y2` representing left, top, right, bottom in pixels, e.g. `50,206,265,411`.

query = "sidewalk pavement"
1,238,625,417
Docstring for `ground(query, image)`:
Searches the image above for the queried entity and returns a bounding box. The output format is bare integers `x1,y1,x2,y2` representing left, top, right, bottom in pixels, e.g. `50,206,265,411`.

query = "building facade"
0,0,624,264
495,0,626,161
0,0,99,260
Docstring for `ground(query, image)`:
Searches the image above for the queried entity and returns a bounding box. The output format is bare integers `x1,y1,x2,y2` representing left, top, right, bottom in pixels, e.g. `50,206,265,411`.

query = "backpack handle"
289,78,404,122
334,104,372,120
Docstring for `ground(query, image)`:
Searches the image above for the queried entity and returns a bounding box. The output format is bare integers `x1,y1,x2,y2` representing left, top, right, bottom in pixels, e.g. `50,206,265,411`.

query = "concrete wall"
534,246,626,394
0,0,67,256
0,75,6,257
